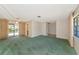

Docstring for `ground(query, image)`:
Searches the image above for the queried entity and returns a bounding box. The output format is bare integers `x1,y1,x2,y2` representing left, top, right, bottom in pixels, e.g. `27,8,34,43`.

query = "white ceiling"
0,4,78,22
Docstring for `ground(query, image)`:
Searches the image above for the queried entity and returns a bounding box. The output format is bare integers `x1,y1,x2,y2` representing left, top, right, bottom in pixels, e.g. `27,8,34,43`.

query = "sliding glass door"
74,16,79,38
8,22,19,37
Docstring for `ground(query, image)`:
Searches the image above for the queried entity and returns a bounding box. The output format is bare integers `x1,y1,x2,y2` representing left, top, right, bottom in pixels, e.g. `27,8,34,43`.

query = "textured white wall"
48,22,56,35
41,22,48,36
31,21,47,37
31,21,42,37
56,19,69,39
31,19,69,39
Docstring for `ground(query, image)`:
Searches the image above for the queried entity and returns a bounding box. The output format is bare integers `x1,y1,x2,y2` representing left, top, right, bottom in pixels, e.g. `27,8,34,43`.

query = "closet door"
19,22,26,36
0,19,8,39
3,20,8,38
0,20,2,39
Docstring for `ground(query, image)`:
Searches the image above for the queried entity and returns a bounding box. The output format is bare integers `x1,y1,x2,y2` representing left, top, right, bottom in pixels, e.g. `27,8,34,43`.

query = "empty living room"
0,1,79,58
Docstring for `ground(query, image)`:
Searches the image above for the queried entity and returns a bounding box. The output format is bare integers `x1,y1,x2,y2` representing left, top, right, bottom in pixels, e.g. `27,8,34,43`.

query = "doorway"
8,22,19,37
47,22,56,37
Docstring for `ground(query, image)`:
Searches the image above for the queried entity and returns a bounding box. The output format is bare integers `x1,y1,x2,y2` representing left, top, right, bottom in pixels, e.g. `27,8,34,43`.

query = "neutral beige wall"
68,13,74,47
0,19,8,39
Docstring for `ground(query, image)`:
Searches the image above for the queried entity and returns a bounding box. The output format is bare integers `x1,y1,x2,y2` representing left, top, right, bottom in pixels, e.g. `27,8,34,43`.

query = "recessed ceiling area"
0,4,78,22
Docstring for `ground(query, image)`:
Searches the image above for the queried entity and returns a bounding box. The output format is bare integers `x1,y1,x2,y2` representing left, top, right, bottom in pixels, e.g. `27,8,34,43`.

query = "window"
74,15,79,38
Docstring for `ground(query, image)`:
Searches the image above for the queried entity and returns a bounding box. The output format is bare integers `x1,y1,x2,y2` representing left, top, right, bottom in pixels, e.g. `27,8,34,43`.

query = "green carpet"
0,36,77,55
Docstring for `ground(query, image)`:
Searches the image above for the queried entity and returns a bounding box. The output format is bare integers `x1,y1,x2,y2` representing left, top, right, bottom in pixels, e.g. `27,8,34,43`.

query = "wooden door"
19,22,26,36
0,19,8,39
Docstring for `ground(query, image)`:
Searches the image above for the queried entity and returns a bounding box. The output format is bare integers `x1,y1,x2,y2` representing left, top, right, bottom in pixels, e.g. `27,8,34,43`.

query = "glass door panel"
8,22,19,37
8,23,15,36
